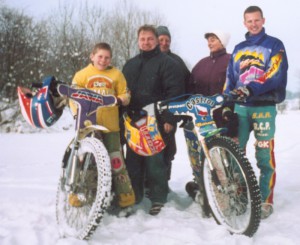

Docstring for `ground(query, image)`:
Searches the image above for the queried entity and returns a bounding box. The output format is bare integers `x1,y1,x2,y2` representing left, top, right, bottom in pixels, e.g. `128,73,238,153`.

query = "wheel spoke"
56,137,112,240
201,136,261,236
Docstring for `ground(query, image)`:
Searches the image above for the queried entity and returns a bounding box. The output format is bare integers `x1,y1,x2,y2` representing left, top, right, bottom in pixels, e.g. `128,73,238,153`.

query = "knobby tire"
56,137,112,240
200,136,261,237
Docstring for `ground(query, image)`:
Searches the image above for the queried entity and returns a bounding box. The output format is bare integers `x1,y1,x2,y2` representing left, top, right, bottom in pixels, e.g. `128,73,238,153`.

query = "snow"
1,110,300,245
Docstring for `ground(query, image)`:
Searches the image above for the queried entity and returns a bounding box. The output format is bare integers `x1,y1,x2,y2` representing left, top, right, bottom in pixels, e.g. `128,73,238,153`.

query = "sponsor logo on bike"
168,104,185,109
71,90,103,104
195,121,215,127
186,96,215,110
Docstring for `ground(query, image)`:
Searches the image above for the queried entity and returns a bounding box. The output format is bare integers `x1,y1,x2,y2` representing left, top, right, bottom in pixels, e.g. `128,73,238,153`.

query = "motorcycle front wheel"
56,137,112,240
200,136,261,237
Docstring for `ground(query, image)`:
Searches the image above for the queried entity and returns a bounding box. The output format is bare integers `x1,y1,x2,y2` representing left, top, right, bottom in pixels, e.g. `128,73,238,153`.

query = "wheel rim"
56,137,112,240
57,154,98,236
203,146,252,234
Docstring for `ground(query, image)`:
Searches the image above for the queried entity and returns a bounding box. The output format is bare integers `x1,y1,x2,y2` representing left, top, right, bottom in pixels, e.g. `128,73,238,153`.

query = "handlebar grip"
223,94,238,102
156,101,168,114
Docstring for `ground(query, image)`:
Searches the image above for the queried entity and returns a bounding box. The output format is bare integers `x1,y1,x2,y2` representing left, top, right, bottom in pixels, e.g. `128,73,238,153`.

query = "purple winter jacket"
188,48,230,95
187,48,231,127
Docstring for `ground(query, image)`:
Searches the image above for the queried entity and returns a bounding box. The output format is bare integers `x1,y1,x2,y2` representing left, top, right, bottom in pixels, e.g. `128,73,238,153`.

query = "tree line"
0,0,164,102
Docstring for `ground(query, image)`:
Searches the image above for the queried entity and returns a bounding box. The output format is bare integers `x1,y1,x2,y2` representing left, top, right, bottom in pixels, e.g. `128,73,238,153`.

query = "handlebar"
156,93,240,126
157,93,225,113
30,78,117,107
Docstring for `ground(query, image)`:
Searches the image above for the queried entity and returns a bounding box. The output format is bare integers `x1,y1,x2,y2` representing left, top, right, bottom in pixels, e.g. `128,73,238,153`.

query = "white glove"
230,86,251,101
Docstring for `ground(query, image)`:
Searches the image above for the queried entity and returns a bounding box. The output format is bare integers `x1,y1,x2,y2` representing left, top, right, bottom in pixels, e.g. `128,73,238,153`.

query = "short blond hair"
91,42,112,57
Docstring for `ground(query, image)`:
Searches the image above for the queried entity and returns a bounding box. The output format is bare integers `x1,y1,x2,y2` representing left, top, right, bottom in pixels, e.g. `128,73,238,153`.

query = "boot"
185,181,199,200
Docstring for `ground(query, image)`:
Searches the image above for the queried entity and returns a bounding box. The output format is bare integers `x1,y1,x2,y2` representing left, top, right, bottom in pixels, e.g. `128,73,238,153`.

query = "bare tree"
105,0,165,69
0,0,164,101
46,2,93,83
0,6,49,101
46,0,164,80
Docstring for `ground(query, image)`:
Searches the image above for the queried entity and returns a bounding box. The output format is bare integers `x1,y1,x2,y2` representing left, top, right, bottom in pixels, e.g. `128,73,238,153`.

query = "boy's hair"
137,25,158,38
244,6,264,18
92,42,112,57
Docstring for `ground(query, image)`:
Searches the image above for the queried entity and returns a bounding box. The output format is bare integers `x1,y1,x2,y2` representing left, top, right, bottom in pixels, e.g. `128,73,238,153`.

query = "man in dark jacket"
122,25,184,215
156,25,190,181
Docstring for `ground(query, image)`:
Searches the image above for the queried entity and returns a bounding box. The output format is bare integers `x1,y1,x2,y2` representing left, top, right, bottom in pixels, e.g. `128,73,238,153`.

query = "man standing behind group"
122,25,184,215
223,6,288,219
156,25,190,181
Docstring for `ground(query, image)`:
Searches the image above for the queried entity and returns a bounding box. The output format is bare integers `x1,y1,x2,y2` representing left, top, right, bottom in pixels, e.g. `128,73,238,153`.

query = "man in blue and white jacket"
223,6,288,219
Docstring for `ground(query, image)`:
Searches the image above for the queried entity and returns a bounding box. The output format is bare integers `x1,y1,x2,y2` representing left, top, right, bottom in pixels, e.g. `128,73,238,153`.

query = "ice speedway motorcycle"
153,93,262,237
124,93,262,237
17,76,261,239
18,76,117,240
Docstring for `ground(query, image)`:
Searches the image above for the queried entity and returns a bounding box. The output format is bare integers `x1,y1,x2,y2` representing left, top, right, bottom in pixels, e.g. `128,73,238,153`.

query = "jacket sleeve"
160,57,185,125
247,41,288,98
69,72,84,117
115,70,131,106
223,54,237,95
162,57,185,100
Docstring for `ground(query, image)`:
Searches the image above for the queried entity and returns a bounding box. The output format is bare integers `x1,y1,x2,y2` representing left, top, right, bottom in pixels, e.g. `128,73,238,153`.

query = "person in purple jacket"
223,6,288,219
185,30,237,210
187,30,231,128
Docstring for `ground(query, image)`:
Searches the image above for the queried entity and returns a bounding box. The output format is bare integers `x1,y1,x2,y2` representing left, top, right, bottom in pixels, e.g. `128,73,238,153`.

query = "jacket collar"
245,27,266,44
139,45,161,59
210,48,227,58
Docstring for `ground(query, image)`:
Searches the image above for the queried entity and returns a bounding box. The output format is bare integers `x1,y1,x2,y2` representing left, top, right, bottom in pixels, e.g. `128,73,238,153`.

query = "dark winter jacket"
122,45,184,126
188,48,231,95
224,28,288,106
167,50,191,87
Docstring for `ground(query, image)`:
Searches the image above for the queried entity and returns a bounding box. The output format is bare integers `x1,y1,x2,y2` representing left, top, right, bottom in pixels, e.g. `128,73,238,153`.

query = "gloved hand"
179,116,191,128
222,107,234,122
222,107,239,138
230,86,251,101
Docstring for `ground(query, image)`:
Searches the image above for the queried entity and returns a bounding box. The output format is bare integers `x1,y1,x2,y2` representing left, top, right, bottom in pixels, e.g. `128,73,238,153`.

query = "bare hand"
164,123,174,133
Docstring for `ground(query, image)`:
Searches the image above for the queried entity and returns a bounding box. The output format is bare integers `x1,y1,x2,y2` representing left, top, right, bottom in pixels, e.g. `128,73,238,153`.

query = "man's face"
244,11,265,35
138,30,158,51
158,35,171,53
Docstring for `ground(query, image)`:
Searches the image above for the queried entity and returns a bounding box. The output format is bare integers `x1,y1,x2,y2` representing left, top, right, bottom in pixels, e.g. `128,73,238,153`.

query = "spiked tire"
56,137,112,240
199,136,261,237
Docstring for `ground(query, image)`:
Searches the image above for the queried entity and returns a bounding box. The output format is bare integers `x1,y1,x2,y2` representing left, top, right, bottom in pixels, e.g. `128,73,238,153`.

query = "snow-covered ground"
0,110,300,245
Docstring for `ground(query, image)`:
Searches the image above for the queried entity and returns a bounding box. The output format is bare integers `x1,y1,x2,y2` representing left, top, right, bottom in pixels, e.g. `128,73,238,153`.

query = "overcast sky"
4,0,300,90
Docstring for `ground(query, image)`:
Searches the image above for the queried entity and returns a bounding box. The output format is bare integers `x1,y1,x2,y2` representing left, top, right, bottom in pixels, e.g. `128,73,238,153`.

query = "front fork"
197,133,227,193
67,141,80,188
62,130,85,192
62,130,100,193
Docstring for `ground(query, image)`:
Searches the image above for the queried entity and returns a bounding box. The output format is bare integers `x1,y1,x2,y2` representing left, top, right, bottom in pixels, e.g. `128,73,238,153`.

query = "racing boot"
68,193,83,207
185,181,199,200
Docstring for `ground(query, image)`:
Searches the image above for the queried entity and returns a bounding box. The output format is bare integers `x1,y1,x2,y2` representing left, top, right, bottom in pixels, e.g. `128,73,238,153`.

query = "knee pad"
109,151,125,174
